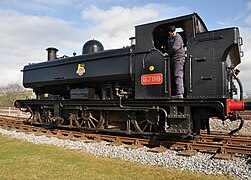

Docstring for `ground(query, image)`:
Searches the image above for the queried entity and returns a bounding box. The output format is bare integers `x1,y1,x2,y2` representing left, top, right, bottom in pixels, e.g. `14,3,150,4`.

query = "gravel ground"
0,128,250,180
210,118,251,135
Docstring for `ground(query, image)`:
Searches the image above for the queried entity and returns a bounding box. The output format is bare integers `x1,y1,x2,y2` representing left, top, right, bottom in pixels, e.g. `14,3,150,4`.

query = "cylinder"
46,47,58,61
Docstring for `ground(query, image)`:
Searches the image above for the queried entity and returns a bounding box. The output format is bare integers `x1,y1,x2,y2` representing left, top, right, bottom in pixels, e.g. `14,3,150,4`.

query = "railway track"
238,110,251,120
0,115,251,159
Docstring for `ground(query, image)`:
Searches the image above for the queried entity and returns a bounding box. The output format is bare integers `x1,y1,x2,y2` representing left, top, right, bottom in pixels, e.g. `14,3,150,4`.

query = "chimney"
46,47,58,61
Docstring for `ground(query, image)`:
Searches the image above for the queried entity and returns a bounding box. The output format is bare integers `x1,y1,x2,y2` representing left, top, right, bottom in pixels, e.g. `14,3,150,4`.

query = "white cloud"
1,2,250,97
81,5,159,25
80,5,157,48
245,15,251,25
248,1,251,9
0,8,85,85
1,1,250,97
79,4,251,96
236,27,251,94
80,4,190,48
217,14,244,27
213,13,251,95
0,3,191,87
244,1,251,25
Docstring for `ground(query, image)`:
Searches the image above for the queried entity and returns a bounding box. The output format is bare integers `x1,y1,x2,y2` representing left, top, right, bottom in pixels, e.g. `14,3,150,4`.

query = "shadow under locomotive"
15,13,251,138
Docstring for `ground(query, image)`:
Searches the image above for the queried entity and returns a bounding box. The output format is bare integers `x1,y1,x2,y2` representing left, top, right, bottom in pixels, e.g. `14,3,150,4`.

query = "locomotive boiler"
15,13,251,137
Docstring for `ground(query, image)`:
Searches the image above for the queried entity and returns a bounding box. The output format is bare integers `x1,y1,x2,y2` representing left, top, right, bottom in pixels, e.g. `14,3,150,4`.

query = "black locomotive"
15,13,251,137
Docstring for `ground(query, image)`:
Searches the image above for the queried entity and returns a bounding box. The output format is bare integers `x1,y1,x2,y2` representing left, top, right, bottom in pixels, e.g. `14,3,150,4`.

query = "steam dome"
82,39,104,54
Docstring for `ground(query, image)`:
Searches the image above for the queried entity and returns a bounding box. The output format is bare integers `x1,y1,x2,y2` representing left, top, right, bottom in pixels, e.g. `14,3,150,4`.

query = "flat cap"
167,26,176,32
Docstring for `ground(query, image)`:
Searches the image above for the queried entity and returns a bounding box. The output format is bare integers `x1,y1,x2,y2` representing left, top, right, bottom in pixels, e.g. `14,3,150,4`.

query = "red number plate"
141,73,163,85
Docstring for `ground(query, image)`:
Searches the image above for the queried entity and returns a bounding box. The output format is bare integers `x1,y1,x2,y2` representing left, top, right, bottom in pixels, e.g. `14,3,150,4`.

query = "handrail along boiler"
15,13,251,137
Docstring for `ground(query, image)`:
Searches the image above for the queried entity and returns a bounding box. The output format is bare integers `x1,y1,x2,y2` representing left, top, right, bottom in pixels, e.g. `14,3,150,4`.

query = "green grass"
0,135,234,180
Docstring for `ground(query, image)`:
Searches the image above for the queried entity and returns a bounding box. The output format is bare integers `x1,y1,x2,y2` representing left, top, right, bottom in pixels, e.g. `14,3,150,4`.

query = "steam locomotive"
15,13,251,137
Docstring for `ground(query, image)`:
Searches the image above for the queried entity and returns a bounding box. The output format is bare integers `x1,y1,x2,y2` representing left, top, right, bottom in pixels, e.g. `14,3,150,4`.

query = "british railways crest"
76,63,86,76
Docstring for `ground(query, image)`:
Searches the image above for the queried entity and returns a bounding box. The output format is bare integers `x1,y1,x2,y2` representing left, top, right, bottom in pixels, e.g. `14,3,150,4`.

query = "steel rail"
0,116,251,158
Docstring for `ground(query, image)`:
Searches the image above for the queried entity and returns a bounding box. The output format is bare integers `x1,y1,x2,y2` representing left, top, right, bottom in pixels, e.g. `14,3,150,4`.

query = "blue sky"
0,0,251,95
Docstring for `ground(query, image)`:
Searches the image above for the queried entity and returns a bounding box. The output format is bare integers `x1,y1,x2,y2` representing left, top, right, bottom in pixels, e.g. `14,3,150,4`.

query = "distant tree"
0,83,26,93
0,83,33,106
245,91,251,102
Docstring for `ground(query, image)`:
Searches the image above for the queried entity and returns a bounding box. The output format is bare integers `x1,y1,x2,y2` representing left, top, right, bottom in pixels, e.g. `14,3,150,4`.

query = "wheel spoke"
90,115,99,123
142,123,148,131
75,120,80,127
138,120,147,125
133,111,164,133
149,124,152,131
87,120,91,128
79,111,104,129
77,117,84,126
89,119,96,128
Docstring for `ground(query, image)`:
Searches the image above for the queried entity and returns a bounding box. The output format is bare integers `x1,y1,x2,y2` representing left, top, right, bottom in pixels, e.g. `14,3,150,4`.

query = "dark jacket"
167,33,185,58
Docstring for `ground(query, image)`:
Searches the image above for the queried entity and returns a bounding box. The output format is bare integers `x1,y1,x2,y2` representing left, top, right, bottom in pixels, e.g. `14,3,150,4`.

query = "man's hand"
163,53,169,57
